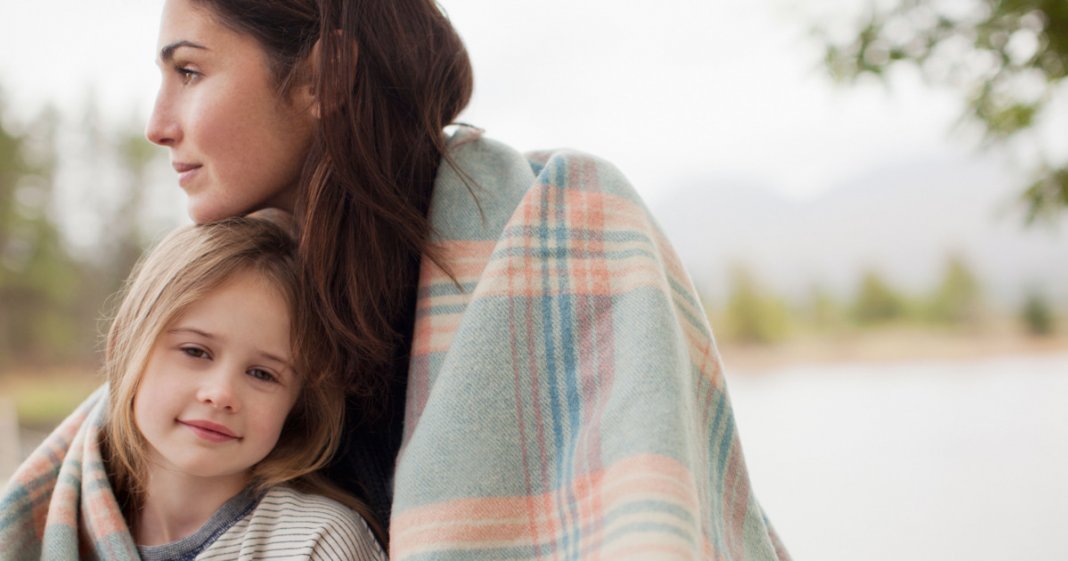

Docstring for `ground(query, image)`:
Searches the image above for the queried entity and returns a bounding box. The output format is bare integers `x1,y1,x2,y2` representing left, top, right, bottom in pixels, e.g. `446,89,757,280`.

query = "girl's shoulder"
197,485,384,561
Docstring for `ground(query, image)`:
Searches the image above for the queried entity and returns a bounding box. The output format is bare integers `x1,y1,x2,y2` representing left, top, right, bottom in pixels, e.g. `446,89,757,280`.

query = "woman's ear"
293,39,323,119
295,32,358,119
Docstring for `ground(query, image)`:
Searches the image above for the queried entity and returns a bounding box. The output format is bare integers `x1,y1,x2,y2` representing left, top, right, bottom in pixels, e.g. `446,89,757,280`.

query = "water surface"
727,353,1068,561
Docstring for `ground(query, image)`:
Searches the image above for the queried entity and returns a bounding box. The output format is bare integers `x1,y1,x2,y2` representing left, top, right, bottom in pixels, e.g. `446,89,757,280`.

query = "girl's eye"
181,346,209,359
247,368,278,384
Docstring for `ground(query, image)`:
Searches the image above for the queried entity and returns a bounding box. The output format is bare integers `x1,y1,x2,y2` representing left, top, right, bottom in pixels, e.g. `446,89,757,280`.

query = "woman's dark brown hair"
192,0,472,405
190,0,474,538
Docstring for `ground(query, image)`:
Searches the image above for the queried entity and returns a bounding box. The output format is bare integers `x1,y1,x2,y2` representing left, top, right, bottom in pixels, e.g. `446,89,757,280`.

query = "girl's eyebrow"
159,40,208,63
257,350,293,370
168,326,214,339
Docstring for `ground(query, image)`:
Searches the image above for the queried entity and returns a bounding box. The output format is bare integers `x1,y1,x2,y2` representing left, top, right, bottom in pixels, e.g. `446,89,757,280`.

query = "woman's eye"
174,65,200,85
247,368,278,384
181,346,209,359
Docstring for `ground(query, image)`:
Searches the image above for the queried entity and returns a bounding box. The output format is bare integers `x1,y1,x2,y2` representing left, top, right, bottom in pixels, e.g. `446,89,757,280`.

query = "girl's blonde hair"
102,217,365,526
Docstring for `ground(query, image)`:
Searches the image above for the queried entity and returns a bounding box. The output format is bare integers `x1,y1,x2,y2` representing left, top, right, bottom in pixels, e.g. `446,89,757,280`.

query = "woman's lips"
179,419,238,443
173,162,202,187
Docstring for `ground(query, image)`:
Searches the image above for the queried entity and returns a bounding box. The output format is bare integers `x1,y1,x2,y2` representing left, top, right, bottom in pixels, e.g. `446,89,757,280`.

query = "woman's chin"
186,204,216,225
186,201,237,225
184,185,298,225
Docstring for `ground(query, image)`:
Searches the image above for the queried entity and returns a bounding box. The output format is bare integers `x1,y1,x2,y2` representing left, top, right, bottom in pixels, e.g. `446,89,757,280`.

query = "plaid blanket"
0,386,140,560
0,126,788,561
390,126,789,560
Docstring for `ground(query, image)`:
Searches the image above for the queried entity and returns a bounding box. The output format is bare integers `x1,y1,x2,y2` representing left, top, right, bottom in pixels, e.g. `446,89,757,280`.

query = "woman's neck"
134,465,249,546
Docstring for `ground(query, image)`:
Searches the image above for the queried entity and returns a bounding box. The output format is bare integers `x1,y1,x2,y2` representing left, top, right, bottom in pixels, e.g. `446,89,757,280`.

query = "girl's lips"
179,419,238,443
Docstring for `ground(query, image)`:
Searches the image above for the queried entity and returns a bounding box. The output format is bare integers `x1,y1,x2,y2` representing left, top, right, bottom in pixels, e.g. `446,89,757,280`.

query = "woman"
143,0,789,559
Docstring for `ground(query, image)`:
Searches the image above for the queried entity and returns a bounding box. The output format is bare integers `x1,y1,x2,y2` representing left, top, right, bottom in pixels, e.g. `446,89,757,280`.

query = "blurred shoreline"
720,325,1068,375
3,329,1065,488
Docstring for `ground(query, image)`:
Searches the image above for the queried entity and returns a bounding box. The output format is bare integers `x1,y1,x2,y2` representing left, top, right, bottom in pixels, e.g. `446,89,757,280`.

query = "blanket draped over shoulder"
390,126,789,560
0,126,789,561
0,387,140,560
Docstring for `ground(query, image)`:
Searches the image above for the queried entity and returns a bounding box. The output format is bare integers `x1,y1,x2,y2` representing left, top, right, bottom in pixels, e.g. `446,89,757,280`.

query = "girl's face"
146,0,316,224
134,269,300,486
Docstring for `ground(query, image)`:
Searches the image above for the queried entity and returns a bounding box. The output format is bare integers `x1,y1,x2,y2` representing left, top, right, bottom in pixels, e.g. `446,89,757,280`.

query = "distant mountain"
651,155,1068,310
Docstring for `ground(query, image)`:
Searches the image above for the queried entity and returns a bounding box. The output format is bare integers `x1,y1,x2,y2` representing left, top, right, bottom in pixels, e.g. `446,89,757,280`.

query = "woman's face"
146,0,316,224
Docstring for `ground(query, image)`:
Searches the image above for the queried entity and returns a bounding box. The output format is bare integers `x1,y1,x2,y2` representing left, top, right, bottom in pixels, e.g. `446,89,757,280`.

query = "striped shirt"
138,485,384,561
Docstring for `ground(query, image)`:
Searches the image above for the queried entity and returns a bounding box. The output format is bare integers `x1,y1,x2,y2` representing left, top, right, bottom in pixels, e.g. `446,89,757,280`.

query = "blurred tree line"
710,254,1058,345
0,88,166,370
819,0,1068,221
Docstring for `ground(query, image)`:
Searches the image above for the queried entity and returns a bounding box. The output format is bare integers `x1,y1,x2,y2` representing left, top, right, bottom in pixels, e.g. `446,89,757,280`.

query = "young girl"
0,217,384,561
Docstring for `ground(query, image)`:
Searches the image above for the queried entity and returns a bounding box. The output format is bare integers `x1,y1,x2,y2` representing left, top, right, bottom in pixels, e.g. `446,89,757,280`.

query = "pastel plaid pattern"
0,127,788,561
390,127,789,560
0,387,140,560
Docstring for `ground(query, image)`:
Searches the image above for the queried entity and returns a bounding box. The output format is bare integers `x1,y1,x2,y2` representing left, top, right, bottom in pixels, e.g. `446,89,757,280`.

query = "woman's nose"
145,92,180,146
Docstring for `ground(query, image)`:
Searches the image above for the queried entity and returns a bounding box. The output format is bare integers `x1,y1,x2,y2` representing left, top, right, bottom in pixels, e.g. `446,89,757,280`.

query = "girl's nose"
145,92,180,146
197,370,240,412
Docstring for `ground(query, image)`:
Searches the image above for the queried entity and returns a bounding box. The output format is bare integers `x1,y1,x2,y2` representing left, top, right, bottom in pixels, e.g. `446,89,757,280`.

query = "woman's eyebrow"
159,40,208,63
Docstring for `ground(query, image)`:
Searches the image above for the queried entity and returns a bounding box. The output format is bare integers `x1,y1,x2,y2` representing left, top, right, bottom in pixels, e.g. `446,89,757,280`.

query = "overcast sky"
0,0,980,209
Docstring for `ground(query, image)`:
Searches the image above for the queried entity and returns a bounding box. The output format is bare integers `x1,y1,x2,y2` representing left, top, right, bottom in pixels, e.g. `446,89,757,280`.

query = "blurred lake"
727,352,1068,561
